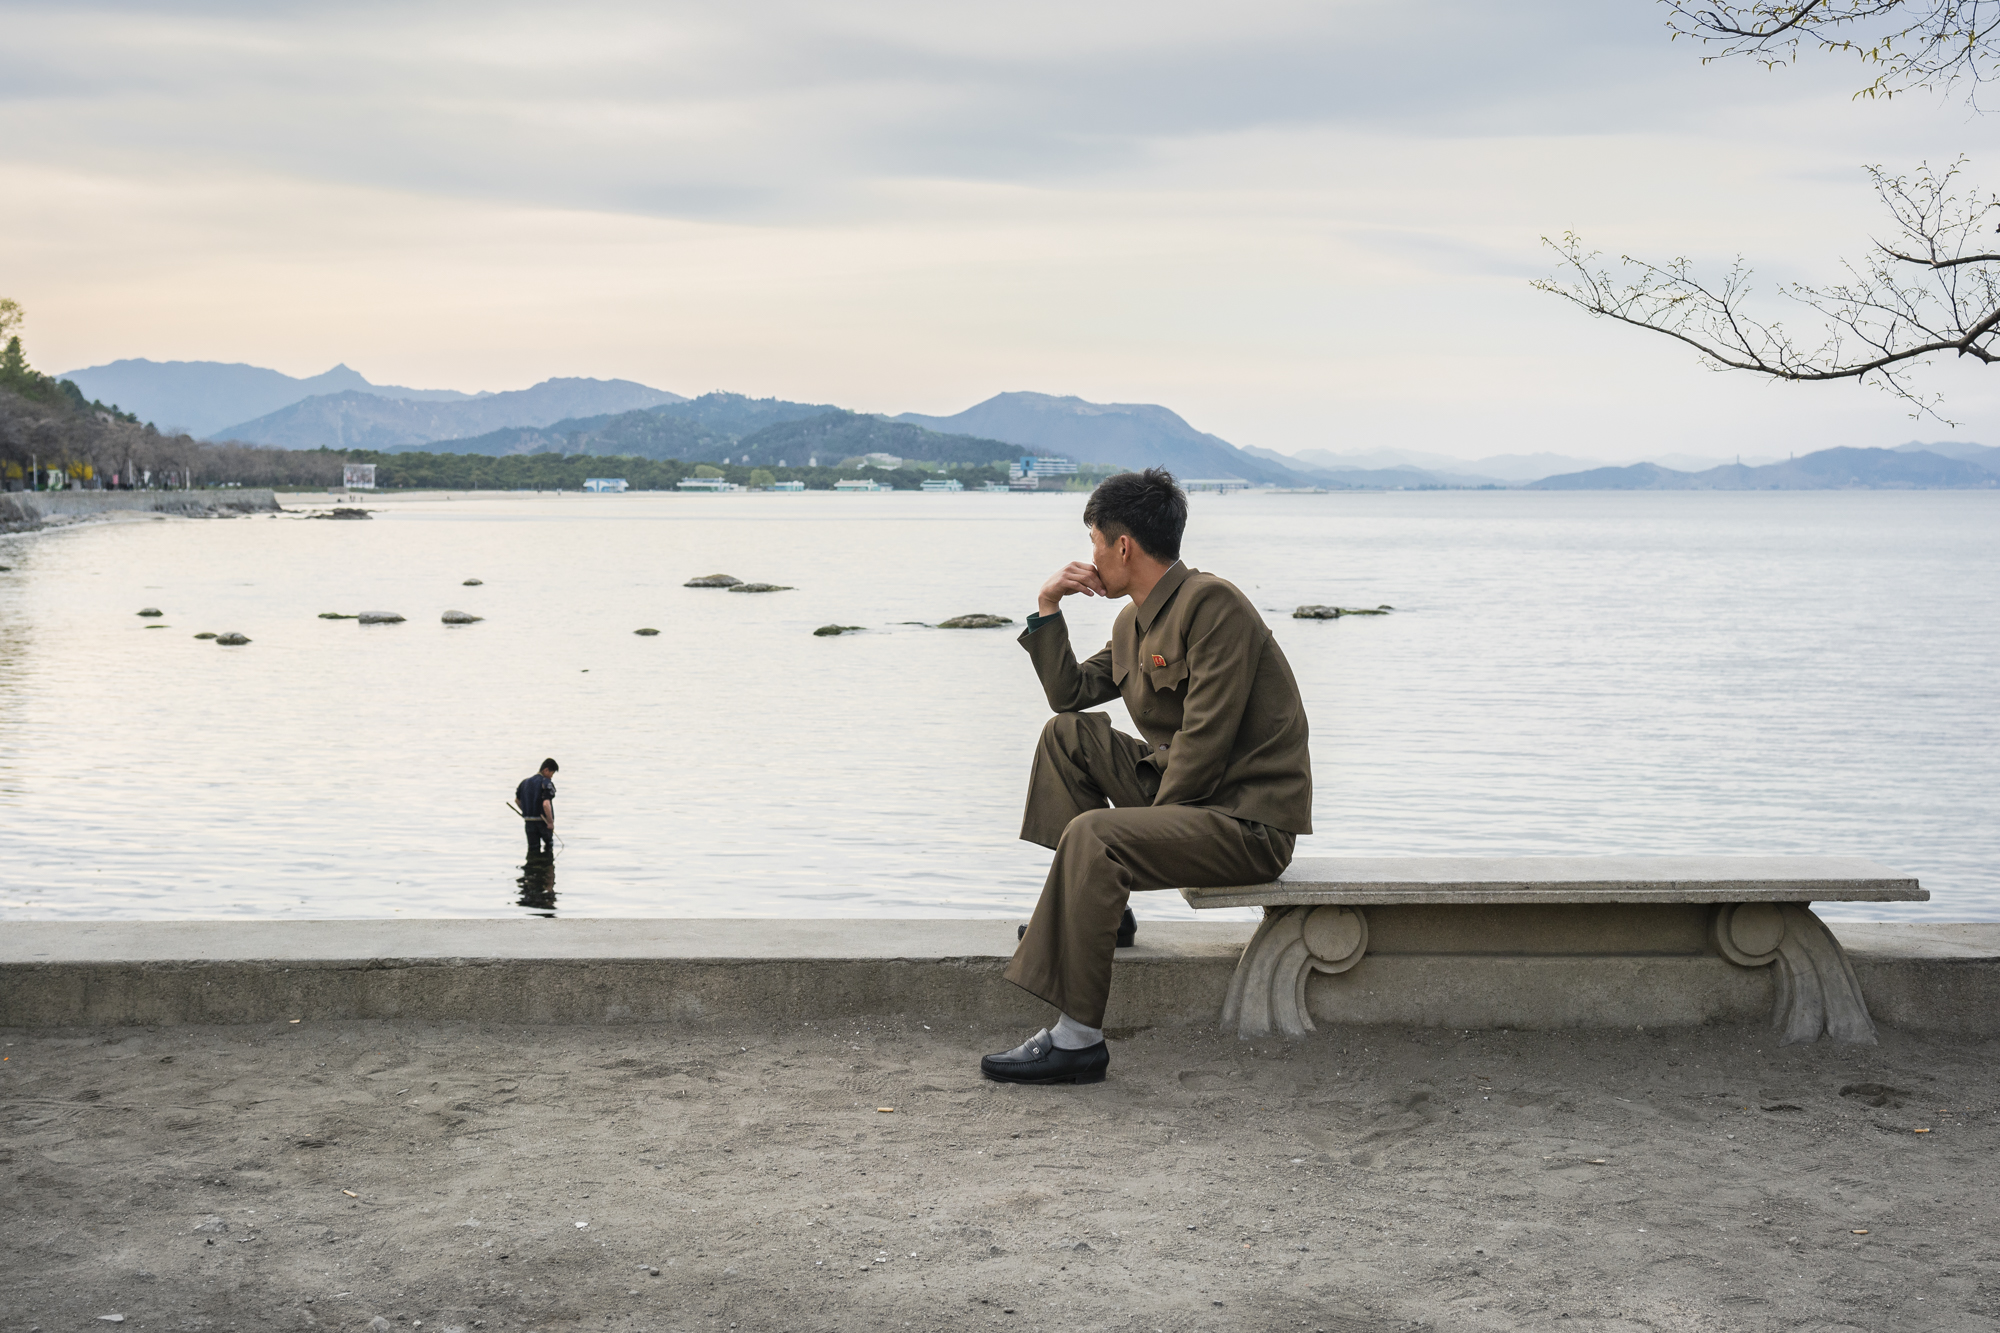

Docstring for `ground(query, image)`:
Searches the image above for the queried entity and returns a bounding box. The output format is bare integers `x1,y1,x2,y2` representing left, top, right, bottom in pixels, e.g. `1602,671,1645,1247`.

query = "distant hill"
412,395,1012,467
53,359,484,436
894,392,1296,485
725,412,1019,468
650,392,840,436
1529,447,1998,490
215,378,686,449
415,409,736,460
414,394,857,460
1897,440,2000,467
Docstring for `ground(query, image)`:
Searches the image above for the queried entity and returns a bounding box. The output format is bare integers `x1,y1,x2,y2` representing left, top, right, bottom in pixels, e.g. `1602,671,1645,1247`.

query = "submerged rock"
634,627,661,636
727,582,793,593
441,610,483,624
318,612,357,619
214,633,251,645
194,632,217,639
684,574,743,588
462,578,483,586
813,624,866,636
310,507,372,520
937,613,1014,629
357,612,405,625
136,607,163,617
1293,605,1392,620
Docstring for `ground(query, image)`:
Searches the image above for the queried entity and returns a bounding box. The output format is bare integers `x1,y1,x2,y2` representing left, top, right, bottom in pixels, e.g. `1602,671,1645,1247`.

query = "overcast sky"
5,0,1999,460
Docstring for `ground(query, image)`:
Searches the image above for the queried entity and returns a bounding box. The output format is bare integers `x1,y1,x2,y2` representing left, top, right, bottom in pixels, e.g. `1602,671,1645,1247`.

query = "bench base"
1219,902,1877,1045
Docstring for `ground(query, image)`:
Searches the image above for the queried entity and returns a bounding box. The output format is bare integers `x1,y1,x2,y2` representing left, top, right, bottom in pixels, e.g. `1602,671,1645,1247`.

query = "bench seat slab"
1196,860,1913,1046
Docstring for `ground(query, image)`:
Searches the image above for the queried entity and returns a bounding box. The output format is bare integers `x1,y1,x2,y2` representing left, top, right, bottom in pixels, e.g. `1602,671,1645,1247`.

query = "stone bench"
1180,856,1926,1046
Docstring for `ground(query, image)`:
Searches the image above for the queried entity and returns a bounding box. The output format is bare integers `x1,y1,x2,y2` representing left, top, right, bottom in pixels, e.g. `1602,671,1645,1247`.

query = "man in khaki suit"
982,468,1313,1085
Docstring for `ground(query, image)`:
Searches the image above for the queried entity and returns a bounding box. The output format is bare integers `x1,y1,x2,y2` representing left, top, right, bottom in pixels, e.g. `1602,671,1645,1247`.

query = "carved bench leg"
1221,905,1368,1039
1712,903,1877,1046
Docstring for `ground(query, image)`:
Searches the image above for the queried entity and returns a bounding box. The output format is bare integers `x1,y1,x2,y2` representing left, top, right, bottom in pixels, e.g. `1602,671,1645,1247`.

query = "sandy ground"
3,1017,1996,1333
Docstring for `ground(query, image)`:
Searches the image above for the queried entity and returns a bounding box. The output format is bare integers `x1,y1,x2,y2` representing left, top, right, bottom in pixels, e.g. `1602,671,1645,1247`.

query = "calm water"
2,489,1995,923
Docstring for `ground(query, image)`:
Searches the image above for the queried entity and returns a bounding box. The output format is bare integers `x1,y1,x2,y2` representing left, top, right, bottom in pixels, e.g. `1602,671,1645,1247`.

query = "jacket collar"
1133,560,1192,633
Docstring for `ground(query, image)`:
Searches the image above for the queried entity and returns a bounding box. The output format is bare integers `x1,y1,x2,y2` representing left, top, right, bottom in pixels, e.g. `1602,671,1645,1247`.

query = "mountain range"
56,359,489,436
46,357,2000,489
1528,447,1999,490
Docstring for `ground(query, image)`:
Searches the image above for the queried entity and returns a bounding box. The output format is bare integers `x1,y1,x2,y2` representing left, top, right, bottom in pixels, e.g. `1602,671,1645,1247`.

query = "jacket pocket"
1144,656,1190,692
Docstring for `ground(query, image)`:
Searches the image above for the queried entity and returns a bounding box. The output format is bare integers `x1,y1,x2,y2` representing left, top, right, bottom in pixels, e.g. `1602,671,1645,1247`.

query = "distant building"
342,463,377,490
1009,455,1077,480
861,452,902,469
1182,478,1250,493
980,482,1010,493
676,476,740,493
768,480,806,492
583,477,628,493
833,478,892,493
919,478,964,492
1008,455,1078,490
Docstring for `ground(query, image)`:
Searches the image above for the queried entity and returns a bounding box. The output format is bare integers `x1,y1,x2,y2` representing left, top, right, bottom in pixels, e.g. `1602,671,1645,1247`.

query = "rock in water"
215,633,251,645
317,507,371,520
357,612,405,624
318,612,357,619
727,582,793,593
441,610,483,624
634,627,661,636
1293,605,1391,619
462,578,483,586
684,574,743,588
193,632,217,639
813,624,866,636
937,613,1014,629
136,607,163,617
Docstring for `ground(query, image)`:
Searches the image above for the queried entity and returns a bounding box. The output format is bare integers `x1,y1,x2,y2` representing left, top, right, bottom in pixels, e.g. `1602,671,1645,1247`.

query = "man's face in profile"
1088,525,1130,598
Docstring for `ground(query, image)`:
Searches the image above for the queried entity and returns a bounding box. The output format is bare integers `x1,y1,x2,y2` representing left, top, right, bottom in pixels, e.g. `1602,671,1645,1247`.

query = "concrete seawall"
3,918,1996,1034
0,487,280,531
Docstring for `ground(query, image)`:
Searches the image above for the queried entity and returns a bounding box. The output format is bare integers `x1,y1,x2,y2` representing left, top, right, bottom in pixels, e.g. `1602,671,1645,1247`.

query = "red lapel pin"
1151,654,1166,667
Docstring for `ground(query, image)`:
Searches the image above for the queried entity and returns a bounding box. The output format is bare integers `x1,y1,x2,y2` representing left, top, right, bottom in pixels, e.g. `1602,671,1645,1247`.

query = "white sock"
1050,1013,1103,1050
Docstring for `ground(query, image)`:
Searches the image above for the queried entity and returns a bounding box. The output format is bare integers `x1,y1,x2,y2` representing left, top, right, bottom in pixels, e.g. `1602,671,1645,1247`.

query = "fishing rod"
507,801,567,857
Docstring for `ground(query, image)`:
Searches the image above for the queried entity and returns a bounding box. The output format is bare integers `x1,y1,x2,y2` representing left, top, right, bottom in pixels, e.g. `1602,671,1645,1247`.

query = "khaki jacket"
1019,562,1313,834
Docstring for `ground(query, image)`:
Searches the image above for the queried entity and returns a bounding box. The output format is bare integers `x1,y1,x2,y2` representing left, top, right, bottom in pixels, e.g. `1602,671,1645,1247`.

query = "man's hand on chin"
1038,562,1108,617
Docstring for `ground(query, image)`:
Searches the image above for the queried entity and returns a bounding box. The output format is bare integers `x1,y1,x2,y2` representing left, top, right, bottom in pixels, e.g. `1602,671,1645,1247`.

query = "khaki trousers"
1003,712,1294,1028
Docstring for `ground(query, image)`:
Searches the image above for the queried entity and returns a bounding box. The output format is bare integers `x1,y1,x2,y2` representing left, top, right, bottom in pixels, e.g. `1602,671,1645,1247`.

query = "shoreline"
0,487,279,533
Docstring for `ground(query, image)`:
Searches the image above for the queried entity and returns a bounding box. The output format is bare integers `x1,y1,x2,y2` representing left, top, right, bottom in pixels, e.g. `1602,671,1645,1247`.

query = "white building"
833,478,892,492
1008,455,1078,489
919,478,964,492
768,480,806,492
1182,478,1250,493
342,463,377,490
676,476,741,493
583,477,628,493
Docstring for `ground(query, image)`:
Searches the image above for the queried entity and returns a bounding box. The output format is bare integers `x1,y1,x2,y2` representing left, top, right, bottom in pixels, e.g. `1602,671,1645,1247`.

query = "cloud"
4,0,1997,459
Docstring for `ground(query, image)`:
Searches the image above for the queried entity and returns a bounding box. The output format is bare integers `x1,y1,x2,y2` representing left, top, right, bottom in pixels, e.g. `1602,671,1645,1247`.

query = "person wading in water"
517,759,559,858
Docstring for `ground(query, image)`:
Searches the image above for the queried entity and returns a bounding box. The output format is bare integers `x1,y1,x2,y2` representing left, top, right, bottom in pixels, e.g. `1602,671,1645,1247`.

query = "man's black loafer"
980,1028,1110,1085
1015,908,1138,948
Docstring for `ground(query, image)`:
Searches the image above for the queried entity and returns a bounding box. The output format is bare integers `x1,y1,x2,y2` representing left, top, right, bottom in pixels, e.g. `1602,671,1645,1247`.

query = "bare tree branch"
1533,160,2000,421
1662,1,2000,103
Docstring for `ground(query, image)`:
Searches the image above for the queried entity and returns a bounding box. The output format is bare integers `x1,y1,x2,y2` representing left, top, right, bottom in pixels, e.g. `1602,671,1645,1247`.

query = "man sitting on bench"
982,468,1315,1085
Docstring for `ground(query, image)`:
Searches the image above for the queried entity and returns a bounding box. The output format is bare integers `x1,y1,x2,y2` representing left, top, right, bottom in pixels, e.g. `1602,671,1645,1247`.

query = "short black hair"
541,758,560,773
1083,467,1186,562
